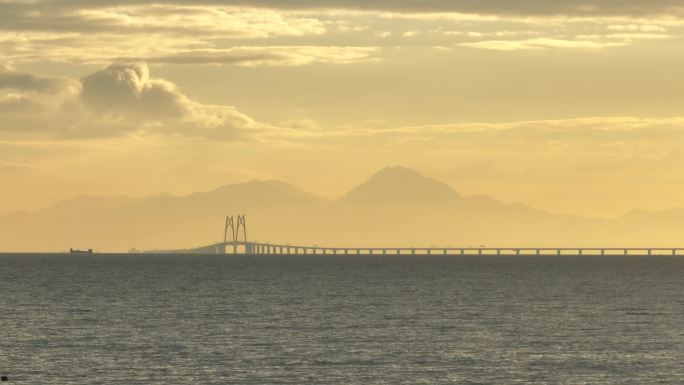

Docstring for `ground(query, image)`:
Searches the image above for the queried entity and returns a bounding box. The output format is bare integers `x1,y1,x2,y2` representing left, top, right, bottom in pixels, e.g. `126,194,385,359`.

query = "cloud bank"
0,1,681,66
2,62,684,153
3,0,684,17
0,63,259,139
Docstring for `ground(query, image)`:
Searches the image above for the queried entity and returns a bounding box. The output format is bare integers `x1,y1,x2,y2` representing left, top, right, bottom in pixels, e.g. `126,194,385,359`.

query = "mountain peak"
336,166,459,206
373,165,425,179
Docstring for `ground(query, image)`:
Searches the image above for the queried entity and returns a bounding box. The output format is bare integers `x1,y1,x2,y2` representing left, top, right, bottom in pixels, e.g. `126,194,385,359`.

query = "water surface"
1,254,683,384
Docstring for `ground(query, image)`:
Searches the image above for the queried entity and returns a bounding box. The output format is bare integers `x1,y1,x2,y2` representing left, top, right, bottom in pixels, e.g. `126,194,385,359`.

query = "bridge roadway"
205,242,684,256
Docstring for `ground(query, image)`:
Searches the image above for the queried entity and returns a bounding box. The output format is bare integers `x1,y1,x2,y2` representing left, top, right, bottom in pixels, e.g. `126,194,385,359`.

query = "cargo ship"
70,248,93,254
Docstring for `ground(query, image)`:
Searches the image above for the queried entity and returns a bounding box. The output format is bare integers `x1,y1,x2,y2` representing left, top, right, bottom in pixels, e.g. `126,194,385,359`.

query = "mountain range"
1,166,683,252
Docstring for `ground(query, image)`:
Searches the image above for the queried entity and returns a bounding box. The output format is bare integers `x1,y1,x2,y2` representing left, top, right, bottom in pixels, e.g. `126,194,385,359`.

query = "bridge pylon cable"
236,214,247,244
224,216,236,253
224,214,248,254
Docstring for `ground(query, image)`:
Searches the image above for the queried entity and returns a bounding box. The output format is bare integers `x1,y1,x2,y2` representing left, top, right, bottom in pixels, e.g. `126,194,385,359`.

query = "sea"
1,253,683,384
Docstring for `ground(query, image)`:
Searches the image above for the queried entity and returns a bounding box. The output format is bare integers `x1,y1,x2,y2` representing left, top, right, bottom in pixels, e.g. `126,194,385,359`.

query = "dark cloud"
198,0,684,16
1,0,681,17
80,63,189,119
0,66,75,93
113,52,284,66
0,62,258,140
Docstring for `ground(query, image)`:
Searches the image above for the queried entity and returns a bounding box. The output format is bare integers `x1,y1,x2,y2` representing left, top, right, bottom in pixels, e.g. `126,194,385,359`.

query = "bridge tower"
224,214,248,254
224,216,236,254
236,214,248,253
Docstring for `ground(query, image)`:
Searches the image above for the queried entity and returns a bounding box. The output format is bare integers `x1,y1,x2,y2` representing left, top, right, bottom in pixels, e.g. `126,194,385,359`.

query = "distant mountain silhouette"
1,166,683,251
42,195,137,216
0,180,325,251
336,166,459,207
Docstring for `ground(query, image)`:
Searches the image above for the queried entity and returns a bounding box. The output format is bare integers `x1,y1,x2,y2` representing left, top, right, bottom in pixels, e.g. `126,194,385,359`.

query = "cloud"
4,1,683,17
3,62,684,152
0,62,260,140
122,46,380,66
0,2,682,67
214,1,684,17
0,93,44,114
0,4,379,66
0,3,326,37
77,62,261,139
607,24,668,32
80,62,188,118
266,116,684,158
459,38,627,51
0,65,79,93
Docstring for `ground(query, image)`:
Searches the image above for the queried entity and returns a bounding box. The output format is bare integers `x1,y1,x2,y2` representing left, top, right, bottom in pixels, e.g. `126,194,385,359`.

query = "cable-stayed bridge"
145,215,684,256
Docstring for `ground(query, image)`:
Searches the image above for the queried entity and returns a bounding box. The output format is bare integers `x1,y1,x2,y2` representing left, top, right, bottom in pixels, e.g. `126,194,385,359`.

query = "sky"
1,0,684,218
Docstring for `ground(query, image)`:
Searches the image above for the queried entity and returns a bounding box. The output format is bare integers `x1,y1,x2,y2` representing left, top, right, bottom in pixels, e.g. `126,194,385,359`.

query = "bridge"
196,242,684,256
163,214,684,256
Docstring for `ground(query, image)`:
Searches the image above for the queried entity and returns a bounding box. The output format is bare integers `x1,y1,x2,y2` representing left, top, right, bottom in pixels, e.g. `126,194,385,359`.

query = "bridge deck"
210,242,684,256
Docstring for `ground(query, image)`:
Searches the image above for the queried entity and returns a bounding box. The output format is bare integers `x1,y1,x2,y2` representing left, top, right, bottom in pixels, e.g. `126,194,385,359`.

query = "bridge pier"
212,236,682,258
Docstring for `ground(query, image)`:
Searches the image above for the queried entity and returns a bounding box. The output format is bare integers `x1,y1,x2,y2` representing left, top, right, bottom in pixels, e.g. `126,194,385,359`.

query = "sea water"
1,254,683,384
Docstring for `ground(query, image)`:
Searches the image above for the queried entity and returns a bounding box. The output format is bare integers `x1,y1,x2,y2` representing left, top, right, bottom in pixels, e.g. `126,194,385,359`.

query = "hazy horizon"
2,164,679,221
2,165,684,252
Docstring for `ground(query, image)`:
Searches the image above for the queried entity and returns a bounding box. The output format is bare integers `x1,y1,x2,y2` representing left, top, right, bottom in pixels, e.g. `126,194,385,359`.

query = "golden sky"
1,0,684,218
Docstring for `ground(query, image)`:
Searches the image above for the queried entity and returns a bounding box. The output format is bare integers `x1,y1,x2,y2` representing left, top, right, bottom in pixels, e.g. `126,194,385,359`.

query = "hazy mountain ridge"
335,166,460,207
0,167,682,251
